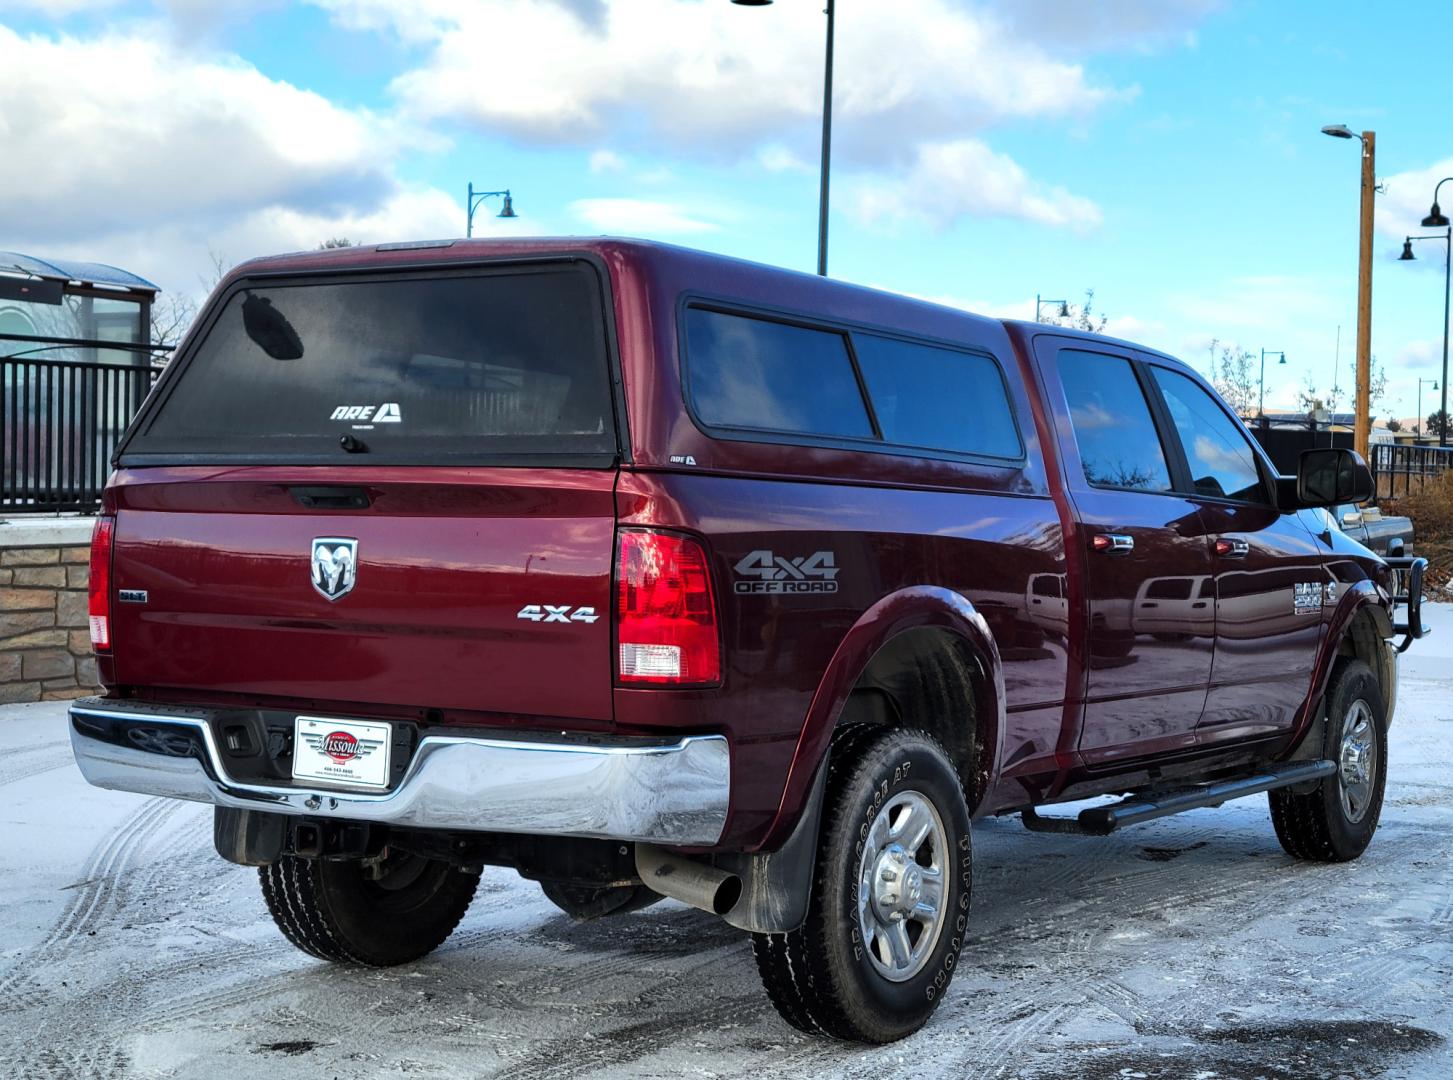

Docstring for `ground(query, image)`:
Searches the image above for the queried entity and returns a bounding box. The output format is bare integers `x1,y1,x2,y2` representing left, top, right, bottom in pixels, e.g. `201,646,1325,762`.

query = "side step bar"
1021,759,1338,837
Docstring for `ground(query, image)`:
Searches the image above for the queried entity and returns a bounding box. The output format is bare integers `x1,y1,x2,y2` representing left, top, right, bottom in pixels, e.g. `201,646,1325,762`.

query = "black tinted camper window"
133,265,616,461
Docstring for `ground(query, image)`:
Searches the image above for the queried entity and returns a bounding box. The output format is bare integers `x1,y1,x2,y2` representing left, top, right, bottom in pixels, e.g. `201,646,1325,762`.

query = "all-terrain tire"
752,726,973,1043
1269,657,1388,862
259,849,478,966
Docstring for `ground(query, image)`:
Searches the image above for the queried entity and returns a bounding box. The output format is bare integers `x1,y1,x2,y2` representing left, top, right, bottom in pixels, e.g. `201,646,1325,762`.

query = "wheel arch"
757,586,1005,851
1290,582,1396,753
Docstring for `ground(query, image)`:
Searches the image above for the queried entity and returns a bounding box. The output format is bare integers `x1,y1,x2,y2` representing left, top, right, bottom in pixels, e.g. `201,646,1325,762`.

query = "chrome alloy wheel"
856,790,948,983
1338,698,1378,824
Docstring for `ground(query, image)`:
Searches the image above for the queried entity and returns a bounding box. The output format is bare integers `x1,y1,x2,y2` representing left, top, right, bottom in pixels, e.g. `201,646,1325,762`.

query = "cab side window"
1058,351,1173,493
1151,367,1268,504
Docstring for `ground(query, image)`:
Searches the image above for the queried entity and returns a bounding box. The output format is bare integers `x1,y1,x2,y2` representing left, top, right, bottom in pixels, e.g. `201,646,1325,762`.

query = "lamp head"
730,0,774,5
1279,354,1287,365
497,192,517,218
1320,124,1355,140
1423,202,1450,228
1400,238,1417,261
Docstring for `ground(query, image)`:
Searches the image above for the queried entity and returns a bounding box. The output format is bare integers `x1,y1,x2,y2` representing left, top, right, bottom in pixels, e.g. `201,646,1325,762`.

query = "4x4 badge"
311,537,358,601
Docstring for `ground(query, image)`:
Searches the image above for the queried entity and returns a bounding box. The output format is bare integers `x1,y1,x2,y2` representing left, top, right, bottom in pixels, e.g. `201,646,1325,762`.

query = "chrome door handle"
1215,537,1250,559
1091,533,1135,554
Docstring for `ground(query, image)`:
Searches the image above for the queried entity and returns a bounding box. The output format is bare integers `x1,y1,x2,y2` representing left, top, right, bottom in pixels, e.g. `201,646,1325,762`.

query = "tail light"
88,515,115,652
615,529,721,686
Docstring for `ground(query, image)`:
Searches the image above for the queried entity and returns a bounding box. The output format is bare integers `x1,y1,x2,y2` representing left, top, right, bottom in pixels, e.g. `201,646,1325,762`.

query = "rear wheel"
259,848,478,966
752,727,973,1043
1269,657,1387,862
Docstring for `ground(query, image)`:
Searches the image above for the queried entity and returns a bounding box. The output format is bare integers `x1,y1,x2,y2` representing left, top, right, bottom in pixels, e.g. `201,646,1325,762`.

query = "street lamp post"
1035,294,1070,323
1258,349,1287,417
1398,178,1453,446
732,0,834,277
1416,377,1440,441
466,183,517,238
1321,124,1376,460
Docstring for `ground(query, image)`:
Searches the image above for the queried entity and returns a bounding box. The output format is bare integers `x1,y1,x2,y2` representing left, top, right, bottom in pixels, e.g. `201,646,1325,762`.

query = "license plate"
292,717,392,789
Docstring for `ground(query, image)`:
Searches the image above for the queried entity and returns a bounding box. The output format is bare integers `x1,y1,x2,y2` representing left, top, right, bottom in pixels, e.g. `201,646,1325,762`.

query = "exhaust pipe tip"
635,844,743,917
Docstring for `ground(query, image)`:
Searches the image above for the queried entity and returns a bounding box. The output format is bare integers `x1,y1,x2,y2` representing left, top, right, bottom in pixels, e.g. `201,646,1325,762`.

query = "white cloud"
322,0,1131,160
1379,156,1453,250
0,24,473,299
569,198,720,236
757,145,813,174
852,139,1102,232
978,0,1223,54
0,26,414,240
588,149,627,174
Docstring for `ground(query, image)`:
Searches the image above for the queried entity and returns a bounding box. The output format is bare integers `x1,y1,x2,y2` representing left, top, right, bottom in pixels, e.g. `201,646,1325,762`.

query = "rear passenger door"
1141,361,1324,744
1039,342,1216,767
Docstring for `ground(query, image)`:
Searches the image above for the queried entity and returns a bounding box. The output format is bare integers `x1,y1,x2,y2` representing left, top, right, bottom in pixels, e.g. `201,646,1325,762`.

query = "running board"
1020,759,1338,837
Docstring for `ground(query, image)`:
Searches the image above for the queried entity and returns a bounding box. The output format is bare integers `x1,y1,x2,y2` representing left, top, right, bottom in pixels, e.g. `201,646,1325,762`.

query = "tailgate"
108,469,617,721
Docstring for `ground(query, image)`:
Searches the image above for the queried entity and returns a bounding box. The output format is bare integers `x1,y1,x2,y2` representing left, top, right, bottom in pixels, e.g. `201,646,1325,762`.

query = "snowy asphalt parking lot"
2,609,1451,1079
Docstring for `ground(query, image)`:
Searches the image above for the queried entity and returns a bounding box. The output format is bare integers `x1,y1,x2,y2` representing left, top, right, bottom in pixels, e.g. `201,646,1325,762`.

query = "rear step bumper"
68,700,730,846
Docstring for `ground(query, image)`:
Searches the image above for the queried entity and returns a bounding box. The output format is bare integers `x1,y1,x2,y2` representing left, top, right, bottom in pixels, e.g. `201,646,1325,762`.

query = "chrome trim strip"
69,705,730,846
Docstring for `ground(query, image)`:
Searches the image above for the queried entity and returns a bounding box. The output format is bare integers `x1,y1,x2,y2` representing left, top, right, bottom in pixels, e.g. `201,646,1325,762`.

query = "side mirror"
1297,448,1373,508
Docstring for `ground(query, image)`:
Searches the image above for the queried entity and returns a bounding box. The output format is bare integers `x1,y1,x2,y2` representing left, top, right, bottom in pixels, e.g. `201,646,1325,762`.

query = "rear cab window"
125,263,619,464
681,305,1023,462
1057,350,1173,493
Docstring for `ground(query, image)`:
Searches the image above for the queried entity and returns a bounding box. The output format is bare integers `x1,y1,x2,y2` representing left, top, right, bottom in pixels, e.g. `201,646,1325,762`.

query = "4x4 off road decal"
733,550,839,595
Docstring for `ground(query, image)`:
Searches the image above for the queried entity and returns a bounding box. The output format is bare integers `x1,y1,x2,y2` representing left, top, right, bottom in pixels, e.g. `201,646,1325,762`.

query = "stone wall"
0,519,99,703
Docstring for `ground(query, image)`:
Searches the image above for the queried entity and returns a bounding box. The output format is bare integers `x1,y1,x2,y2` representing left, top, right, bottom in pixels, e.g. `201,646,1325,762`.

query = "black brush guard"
1384,555,1431,654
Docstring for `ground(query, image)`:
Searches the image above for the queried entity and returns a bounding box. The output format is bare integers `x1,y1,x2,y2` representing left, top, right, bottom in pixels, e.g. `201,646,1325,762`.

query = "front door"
1141,362,1324,744
1042,343,1216,768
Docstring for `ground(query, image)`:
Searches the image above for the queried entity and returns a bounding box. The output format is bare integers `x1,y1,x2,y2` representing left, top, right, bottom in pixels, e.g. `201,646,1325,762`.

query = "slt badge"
312,537,358,601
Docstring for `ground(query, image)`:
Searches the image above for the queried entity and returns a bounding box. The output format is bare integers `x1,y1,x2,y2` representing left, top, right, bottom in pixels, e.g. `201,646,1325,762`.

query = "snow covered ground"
2,609,1451,1079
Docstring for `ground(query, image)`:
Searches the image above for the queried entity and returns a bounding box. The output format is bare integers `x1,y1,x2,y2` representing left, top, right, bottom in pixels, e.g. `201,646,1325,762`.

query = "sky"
2,0,1452,425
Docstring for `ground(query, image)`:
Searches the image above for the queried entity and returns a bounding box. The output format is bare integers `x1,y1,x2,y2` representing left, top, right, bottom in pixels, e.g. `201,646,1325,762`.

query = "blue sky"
3,0,1451,424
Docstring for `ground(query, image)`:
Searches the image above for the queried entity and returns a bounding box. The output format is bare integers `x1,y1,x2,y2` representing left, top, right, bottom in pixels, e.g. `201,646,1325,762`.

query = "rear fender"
755,586,1005,852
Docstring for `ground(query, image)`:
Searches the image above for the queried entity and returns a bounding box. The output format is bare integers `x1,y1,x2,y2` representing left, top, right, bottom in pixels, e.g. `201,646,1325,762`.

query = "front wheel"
752,727,973,1043
259,848,478,966
1269,657,1388,862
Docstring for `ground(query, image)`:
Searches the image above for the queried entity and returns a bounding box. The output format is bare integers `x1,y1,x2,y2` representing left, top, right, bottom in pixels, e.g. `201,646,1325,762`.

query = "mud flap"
713,760,828,934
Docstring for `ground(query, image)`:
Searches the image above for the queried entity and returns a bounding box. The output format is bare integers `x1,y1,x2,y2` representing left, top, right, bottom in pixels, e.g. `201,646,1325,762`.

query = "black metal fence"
1247,421,1354,475
1371,442,1453,501
2,357,154,512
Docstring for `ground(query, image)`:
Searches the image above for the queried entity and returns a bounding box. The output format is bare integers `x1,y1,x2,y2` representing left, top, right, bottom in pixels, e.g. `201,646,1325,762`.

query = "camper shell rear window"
123,262,620,465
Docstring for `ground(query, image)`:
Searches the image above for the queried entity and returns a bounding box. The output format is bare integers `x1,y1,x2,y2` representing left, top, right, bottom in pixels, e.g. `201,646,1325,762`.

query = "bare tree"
1208,339,1258,416
148,291,198,352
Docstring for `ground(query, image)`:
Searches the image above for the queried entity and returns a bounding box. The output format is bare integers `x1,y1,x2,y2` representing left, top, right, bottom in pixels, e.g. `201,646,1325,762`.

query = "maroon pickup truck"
69,238,1428,1043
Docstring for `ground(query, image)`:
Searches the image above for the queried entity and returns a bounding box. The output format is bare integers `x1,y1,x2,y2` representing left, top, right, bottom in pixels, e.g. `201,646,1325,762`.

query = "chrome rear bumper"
68,700,730,846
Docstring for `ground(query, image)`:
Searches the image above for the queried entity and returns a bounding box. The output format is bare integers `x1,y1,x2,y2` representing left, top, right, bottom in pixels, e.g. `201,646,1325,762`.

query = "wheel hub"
872,845,925,919
1337,698,1378,824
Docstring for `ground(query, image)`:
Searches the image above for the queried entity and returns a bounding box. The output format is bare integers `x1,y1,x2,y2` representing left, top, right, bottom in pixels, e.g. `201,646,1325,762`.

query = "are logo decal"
330,402,402,424
733,550,839,594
